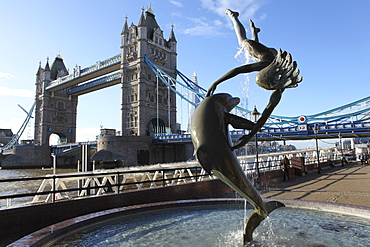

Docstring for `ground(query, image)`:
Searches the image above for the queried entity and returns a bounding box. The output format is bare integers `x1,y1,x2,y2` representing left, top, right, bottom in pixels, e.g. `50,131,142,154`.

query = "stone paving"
261,161,370,208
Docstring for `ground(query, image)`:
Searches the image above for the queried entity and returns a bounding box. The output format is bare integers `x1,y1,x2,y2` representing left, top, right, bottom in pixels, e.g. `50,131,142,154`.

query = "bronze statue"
191,9,302,243
207,9,302,149
191,93,284,243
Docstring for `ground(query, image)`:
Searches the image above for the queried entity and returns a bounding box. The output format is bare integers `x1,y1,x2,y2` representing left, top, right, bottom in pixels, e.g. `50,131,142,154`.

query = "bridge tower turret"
34,54,78,145
168,24,177,70
120,6,177,136
121,16,129,49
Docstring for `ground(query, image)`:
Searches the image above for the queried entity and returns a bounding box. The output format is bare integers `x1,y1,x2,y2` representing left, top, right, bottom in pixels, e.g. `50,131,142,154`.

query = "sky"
0,0,369,149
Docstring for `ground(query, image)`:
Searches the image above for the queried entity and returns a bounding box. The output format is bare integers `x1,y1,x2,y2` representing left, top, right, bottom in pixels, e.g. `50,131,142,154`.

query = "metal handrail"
0,165,209,207
0,153,341,208
0,171,208,201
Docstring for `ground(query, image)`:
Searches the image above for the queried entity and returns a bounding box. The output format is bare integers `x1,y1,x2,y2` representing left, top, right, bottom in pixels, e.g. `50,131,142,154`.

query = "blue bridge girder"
153,121,370,144
67,71,121,96
27,53,370,148
51,119,370,152
51,141,97,155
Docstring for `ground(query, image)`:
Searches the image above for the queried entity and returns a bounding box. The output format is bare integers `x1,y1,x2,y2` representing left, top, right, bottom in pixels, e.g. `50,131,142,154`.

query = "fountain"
15,199,370,246
190,9,302,243
12,9,370,247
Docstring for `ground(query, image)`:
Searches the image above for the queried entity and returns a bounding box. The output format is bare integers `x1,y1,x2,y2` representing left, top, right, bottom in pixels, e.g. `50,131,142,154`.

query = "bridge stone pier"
96,133,194,167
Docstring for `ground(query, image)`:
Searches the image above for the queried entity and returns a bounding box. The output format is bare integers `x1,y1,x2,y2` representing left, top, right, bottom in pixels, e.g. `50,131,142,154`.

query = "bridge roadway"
50,120,369,154
154,122,370,143
45,54,121,93
67,71,121,96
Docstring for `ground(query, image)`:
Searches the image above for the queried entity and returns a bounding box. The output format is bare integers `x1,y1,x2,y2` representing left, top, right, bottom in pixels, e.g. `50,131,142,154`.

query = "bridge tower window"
150,118,166,134
126,112,131,129
126,111,138,132
57,102,65,109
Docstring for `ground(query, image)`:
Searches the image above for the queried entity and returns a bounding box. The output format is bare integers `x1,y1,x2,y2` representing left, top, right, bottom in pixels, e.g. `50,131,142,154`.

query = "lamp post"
251,106,261,182
338,132,344,167
313,124,321,174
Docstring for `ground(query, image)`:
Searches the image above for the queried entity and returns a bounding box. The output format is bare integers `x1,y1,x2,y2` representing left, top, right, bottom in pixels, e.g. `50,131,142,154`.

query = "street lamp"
251,106,261,182
338,132,344,167
313,124,321,174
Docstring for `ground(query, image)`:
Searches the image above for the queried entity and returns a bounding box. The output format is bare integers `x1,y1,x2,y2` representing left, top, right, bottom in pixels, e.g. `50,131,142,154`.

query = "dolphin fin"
195,146,214,175
243,200,285,243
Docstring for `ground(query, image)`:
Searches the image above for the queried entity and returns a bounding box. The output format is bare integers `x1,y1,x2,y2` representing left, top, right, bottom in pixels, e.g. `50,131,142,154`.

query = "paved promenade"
262,161,370,208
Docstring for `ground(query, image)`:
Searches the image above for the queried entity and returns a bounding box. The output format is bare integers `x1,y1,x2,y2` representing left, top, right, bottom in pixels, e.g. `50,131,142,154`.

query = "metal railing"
237,147,340,172
0,148,342,209
0,163,213,209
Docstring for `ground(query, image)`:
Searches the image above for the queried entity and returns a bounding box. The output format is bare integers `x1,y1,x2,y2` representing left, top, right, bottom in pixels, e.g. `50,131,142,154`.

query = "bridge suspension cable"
1,101,36,151
145,56,370,129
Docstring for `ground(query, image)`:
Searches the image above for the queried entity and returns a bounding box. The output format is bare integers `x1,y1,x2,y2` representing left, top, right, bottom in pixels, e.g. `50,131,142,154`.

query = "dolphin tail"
243,201,285,243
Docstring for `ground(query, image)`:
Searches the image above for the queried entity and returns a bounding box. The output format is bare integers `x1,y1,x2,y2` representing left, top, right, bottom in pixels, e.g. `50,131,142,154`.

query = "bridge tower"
34,55,78,145
120,6,177,136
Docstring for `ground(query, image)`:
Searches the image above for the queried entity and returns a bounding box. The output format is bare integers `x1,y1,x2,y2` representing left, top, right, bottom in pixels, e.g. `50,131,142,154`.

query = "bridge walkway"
45,54,120,92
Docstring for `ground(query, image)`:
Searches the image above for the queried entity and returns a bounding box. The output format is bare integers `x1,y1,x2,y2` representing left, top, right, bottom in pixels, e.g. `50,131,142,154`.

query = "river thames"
0,168,76,208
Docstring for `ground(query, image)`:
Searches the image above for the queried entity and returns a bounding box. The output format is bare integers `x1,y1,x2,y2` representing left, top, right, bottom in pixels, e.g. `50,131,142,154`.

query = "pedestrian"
359,153,366,165
365,153,369,165
281,155,290,181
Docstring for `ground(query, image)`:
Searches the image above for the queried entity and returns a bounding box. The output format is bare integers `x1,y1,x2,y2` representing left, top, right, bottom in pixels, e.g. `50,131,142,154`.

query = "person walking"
281,156,290,181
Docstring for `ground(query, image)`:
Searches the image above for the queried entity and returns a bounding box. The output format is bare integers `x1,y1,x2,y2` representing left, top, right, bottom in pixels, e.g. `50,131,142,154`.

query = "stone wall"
97,135,152,166
150,143,188,163
97,135,194,166
1,137,193,168
2,145,51,168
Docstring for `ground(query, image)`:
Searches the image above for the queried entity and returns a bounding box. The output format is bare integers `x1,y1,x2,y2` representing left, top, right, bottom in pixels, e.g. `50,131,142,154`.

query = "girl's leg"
226,9,248,46
249,20,260,43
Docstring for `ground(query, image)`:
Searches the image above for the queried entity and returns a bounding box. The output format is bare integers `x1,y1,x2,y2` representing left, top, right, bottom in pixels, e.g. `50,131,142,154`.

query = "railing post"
162,169,165,187
52,175,56,203
116,171,120,193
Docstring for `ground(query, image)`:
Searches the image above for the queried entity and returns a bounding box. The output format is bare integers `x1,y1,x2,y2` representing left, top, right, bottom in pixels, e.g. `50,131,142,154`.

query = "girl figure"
207,9,302,149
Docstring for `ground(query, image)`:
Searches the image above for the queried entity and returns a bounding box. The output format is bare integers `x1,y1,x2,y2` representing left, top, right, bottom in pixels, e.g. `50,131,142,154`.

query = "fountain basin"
11,199,370,246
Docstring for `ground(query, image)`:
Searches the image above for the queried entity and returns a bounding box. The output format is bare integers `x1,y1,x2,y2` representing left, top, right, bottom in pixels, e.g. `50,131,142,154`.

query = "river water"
0,168,76,208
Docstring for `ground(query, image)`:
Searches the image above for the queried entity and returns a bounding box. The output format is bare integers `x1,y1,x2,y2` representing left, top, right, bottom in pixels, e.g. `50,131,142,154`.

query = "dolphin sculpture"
191,93,284,243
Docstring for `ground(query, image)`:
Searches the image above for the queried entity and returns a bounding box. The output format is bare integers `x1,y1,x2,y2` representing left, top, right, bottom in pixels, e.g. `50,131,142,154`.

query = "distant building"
0,129,13,146
187,72,201,132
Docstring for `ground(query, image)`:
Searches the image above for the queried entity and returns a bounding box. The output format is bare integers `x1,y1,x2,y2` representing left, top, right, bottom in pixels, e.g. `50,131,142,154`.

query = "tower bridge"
1,6,370,168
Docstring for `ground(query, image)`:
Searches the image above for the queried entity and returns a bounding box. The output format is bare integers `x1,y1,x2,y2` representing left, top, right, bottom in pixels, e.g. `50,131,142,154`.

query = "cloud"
76,127,100,142
0,86,34,98
0,117,24,131
200,0,266,21
176,0,266,37
169,0,183,7
0,72,14,79
181,17,224,36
